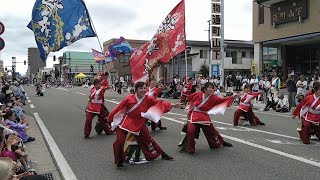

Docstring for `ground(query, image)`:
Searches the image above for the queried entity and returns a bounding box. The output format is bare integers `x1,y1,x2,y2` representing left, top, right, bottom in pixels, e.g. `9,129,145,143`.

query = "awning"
255,0,286,6
263,32,320,46
75,73,86,78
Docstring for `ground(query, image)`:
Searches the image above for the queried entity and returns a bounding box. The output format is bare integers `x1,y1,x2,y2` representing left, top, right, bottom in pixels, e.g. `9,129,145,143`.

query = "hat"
5,90,13,95
0,157,14,180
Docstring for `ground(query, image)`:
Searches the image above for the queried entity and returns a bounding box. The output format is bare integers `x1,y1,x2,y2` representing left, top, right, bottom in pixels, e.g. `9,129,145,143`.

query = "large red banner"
130,0,186,83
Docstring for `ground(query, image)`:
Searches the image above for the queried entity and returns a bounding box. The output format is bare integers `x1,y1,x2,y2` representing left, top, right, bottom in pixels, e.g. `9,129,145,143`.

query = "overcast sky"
0,0,252,75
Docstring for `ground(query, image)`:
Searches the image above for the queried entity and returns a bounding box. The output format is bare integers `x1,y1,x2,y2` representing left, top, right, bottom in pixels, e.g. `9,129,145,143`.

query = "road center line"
56,88,69,92
75,92,87,96
33,113,78,180
30,104,35,109
161,116,320,168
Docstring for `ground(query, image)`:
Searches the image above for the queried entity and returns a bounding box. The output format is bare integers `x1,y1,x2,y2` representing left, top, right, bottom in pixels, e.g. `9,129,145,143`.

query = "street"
23,86,320,180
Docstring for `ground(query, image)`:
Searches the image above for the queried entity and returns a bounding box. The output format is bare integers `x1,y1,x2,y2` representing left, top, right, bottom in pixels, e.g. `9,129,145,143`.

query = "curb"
33,113,78,180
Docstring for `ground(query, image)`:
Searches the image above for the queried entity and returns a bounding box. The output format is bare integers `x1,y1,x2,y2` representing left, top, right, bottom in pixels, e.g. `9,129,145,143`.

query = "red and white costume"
186,92,234,154
108,94,172,164
146,86,164,130
180,82,192,104
84,86,112,136
146,86,161,98
293,94,320,144
233,92,263,126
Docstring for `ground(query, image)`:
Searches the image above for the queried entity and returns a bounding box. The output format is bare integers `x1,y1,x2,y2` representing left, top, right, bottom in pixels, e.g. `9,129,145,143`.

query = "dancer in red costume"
233,84,265,126
293,82,320,144
84,79,113,138
186,82,234,155
180,77,193,105
146,78,167,131
108,81,182,168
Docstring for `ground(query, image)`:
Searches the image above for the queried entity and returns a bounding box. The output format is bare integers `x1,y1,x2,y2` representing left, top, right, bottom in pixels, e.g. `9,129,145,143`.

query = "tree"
199,63,209,77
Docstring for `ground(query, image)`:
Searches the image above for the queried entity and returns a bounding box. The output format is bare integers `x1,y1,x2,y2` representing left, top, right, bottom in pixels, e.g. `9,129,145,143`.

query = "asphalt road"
23,85,320,180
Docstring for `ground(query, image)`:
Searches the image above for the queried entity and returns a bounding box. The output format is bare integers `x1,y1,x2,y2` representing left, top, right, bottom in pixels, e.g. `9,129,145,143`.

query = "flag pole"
183,0,188,80
82,0,104,73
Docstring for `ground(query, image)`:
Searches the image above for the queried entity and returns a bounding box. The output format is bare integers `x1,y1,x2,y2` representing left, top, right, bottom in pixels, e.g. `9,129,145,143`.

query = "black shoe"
159,127,167,130
259,122,265,125
84,135,89,139
27,137,35,142
223,142,233,147
162,153,174,161
117,161,124,168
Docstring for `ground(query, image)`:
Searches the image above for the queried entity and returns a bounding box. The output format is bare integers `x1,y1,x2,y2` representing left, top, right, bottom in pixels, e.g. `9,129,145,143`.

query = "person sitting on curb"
4,110,35,143
275,93,289,113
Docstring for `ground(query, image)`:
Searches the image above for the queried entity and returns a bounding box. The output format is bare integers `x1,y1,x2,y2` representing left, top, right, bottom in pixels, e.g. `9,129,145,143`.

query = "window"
242,51,246,58
200,50,208,59
250,51,254,58
258,5,264,24
119,55,130,63
227,51,237,64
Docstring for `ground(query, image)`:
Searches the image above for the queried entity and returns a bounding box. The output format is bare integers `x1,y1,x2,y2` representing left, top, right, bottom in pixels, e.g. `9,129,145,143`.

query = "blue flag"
27,0,96,61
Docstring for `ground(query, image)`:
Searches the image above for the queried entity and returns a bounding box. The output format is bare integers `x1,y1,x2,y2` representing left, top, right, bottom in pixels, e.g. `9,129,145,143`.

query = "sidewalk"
25,114,62,180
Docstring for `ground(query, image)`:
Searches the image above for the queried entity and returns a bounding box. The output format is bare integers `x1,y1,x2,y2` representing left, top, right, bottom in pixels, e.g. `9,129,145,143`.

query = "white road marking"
105,98,320,168
180,118,187,121
161,116,320,168
30,104,35,109
105,99,120,105
26,97,30,100
33,113,78,180
57,88,69,92
27,100,31,103
111,99,116,101
75,92,87,96
167,112,300,140
25,94,28,96
230,106,292,118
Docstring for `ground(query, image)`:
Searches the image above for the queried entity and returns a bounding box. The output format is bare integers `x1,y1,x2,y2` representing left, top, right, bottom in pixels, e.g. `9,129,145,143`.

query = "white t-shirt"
277,98,289,108
250,78,259,91
296,80,307,96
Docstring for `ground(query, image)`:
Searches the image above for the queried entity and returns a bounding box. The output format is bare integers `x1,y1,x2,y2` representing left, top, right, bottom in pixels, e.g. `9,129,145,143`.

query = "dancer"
186,82,234,155
293,82,320,144
84,79,112,138
233,84,265,126
146,78,167,131
180,77,193,105
108,81,182,168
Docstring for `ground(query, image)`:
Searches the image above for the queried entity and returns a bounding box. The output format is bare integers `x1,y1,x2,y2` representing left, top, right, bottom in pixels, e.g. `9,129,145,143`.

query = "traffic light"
24,60,26,65
90,65,93,72
53,55,56,61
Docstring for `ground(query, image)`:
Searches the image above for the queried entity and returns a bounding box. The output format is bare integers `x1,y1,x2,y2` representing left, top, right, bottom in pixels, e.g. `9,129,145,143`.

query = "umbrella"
75,73,86,78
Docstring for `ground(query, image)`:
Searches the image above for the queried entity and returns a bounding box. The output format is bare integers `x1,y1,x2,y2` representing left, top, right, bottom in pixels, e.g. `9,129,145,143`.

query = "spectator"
286,72,297,109
241,75,249,90
235,72,242,91
275,93,289,112
226,75,233,96
296,74,308,97
4,110,35,143
250,74,259,92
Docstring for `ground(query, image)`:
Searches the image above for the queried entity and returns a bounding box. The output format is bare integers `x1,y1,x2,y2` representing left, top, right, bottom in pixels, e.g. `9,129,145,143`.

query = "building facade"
28,48,46,80
253,0,320,79
103,38,254,84
62,51,100,80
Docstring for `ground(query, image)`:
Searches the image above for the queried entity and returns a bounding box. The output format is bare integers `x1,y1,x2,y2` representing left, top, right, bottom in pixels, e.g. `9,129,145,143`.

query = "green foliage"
199,63,209,77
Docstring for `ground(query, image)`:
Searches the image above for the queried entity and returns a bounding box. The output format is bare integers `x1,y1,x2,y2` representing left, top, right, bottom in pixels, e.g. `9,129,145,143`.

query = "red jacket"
87,87,107,114
187,92,233,125
146,87,161,98
181,83,192,96
108,94,171,135
293,94,320,124
238,92,260,112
